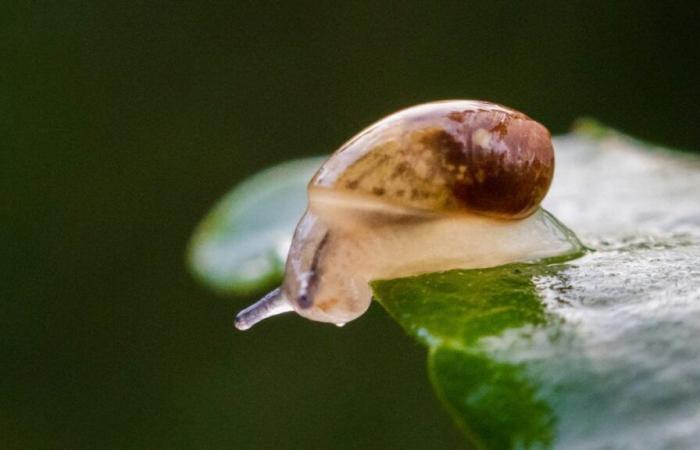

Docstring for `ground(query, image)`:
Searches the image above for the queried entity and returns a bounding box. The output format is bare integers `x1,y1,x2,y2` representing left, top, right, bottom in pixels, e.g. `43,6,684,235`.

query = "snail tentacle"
234,287,293,330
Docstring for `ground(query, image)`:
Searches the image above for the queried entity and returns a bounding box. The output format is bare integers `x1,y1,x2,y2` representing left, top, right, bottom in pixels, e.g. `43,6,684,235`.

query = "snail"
235,100,580,330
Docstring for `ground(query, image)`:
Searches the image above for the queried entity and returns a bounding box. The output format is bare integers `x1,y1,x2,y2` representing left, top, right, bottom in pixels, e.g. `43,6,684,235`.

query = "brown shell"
310,100,554,219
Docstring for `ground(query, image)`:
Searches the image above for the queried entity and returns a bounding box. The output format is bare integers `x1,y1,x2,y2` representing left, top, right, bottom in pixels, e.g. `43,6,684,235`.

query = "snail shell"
312,100,553,219
235,100,576,330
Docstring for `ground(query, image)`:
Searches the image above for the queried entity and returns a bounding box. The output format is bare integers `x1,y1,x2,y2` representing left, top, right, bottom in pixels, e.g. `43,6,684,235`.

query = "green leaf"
373,236,700,448
371,263,566,450
372,125,700,449
430,348,554,450
188,124,700,448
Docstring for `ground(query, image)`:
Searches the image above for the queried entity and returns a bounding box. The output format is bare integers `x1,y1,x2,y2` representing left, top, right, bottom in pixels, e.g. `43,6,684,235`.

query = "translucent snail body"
235,100,580,330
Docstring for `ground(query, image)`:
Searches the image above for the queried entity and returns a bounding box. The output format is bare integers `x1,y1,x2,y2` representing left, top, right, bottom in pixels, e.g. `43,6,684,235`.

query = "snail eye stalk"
234,287,293,330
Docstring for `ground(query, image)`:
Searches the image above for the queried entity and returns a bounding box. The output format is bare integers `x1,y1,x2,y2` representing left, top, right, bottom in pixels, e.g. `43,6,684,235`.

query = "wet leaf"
372,123,700,448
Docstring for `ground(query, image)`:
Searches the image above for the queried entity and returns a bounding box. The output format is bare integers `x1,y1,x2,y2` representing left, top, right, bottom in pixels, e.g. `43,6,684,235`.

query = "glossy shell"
311,100,554,219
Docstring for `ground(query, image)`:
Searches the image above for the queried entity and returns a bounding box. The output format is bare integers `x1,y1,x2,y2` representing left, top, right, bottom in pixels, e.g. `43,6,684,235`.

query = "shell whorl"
310,100,554,219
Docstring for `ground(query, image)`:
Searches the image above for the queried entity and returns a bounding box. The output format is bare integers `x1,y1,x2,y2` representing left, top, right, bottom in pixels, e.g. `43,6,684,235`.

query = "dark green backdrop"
4,2,699,449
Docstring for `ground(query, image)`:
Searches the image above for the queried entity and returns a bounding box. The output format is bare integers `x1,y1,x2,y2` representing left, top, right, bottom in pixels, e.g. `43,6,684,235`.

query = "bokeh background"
4,2,699,449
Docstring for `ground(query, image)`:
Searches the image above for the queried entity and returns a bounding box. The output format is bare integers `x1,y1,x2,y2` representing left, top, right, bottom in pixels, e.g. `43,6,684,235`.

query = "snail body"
235,100,580,330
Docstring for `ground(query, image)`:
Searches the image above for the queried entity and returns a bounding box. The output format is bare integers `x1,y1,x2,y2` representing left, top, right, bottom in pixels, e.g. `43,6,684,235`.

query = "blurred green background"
4,2,699,449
